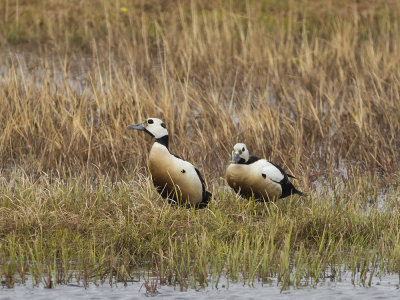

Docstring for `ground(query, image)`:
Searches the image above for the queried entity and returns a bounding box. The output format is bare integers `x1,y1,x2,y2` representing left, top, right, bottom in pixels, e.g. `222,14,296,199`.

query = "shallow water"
1,273,399,300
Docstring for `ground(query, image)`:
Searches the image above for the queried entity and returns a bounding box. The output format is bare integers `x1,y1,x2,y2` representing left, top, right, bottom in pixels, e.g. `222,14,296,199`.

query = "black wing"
279,181,307,198
263,161,305,198
194,167,211,209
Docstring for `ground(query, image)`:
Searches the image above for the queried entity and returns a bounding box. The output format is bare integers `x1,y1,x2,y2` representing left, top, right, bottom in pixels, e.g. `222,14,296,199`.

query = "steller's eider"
128,118,211,208
226,143,306,201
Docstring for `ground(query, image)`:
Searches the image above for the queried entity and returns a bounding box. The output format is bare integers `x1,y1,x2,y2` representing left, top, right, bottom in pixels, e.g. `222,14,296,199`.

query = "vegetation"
0,0,400,291
1,171,399,290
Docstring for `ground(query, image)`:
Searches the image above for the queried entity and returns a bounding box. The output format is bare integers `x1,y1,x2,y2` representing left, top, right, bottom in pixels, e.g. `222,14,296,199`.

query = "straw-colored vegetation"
0,0,400,291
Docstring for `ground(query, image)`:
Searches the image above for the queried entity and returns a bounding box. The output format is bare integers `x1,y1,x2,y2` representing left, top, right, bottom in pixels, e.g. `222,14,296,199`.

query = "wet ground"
1,272,399,300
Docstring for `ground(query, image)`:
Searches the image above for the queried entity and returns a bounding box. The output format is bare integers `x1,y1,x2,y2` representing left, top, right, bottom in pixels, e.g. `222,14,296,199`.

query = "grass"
0,170,399,289
0,0,400,291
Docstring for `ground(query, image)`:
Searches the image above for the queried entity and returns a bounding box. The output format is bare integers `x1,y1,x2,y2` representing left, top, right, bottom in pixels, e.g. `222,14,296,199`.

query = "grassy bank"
0,0,400,291
0,170,399,289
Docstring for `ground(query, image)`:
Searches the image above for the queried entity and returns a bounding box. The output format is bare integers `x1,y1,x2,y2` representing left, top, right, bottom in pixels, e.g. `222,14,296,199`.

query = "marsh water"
1,273,399,299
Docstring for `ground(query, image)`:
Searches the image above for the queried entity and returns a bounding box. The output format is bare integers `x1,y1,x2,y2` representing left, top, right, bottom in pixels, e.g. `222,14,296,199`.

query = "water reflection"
1,272,399,300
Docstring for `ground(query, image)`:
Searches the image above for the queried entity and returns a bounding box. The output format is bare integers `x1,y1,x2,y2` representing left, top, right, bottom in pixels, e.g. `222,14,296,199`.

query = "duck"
127,118,211,208
226,143,306,201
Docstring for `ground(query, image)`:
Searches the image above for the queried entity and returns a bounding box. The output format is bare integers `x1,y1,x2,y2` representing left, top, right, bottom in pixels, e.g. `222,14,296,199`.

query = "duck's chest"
226,164,253,191
148,143,176,185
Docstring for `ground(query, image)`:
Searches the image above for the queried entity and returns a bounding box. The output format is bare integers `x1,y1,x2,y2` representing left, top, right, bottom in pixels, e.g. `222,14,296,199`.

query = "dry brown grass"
1,0,400,187
1,0,400,289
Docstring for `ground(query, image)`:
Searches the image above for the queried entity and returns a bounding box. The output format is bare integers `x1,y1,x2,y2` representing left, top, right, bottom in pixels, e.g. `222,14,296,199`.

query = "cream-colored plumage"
226,143,305,201
149,143,203,205
127,117,211,208
226,160,282,200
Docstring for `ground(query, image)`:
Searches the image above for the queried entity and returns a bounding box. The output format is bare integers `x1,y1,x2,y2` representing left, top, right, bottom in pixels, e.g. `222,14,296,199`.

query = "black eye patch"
161,123,166,128
242,147,245,152
148,119,154,124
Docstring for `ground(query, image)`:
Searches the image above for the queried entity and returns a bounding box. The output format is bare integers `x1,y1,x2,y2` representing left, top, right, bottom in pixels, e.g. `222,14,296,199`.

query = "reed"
0,0,399,178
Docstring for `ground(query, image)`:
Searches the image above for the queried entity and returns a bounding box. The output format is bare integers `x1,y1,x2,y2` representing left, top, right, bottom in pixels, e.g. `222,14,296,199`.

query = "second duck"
226,143,306,201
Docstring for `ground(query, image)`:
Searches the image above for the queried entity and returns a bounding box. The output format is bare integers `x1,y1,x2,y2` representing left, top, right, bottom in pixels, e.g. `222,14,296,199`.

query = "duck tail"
294,188,307,197
196,191,212,209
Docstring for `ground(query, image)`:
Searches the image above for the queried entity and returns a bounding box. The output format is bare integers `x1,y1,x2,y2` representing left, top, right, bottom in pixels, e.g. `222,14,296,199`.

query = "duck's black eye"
242,147,245,152
161,123,166,128
148,119,154,124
